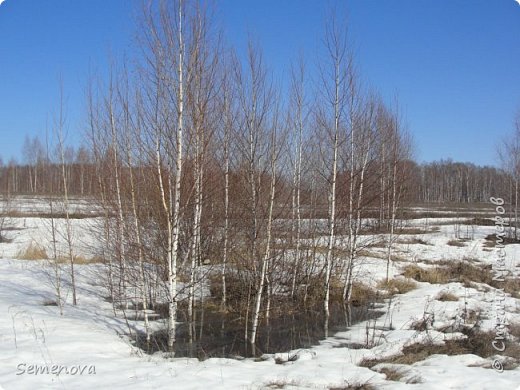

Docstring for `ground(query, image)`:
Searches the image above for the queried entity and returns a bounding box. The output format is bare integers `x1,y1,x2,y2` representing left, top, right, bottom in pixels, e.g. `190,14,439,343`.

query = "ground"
0,199,519,389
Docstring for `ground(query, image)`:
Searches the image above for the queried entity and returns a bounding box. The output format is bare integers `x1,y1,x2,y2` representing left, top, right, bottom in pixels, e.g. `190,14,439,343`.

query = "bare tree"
55,82,78,306
317,13,350,328
289,57,308,299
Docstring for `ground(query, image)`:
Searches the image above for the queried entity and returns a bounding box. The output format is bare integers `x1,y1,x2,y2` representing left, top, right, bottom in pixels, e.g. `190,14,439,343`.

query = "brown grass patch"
447,239,467,247
402,261,499,289
463,218,496,226
263,379,301,389
54,255,104,264
5,210,102,219
328,381,376,390
397,227,440,235
360,328,520,370
502,278,520,299
436,291,459,301
483,234,520,248
356,249,385,259
377,278,417,296
378,367,404,381
396,237,431,245
355,250,409,262
366,240,387,248
17,242,48,260
402,264,449,284
508,322,520,340
349,282,380,307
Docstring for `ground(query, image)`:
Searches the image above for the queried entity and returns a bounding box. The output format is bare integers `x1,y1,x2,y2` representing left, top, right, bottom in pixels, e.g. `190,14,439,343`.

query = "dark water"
132,301,384,359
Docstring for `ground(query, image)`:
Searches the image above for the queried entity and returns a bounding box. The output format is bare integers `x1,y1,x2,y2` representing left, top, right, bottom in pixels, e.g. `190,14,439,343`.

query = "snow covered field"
1,200,520,389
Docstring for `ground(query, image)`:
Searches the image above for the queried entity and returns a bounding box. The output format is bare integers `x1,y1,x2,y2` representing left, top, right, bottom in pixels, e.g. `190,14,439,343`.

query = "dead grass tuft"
349,282,380,307
401,265,448,284
377,367,406,382
56,255,103,264
447,239,467,247
483,234,520,248
502,278,520,299
396,237,431,245
328,381,376,390
436,291,459,301
508,322,520,340
402,261,498,289
17,242,48,260
377,278,417,296
263,379,301,389
360,328,520,370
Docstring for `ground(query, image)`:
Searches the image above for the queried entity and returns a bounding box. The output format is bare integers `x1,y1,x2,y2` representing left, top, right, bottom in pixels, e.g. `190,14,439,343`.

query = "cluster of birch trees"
0,0,517,354
77,0,416,351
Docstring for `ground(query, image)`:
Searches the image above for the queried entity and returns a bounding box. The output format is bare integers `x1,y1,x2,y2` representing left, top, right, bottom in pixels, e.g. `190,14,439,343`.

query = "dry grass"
396,237,431,245
355,249,410,262
328,381,376,390
464,217,496,226
377,367,405,381
364,341,466,367
360,328,520,370
410,313,435,331
263,379,301,389
402,261,499,289
17,242,48,260
395,227,439,235
390,254,410,262
508,322,520,340
349,282,380,307
354,249,384,259
16,243,101,264
66,255,104,264
377,278,417,296
502,278,520,299
436,291,459,301
366,240,387,248
483,234,520,248
359,226,439,235
401,264,449,284
4,210,102,219
447,239,467,247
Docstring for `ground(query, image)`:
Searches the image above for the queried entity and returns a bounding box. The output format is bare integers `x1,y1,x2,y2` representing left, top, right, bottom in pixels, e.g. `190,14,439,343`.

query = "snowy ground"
1,201,520,389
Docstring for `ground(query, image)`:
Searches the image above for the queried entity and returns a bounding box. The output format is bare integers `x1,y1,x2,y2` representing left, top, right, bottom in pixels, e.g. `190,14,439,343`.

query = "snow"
0,204,520,389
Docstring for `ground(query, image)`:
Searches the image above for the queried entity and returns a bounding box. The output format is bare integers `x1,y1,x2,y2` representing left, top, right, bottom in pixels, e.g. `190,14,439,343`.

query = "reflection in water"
133,300,383,359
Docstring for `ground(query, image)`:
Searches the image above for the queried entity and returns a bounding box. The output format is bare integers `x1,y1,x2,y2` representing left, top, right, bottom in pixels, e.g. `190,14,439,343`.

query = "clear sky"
0,0,519,166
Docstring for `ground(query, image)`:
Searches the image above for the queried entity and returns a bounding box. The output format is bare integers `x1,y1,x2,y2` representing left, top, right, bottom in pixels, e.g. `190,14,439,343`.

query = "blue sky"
0,0,519,166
